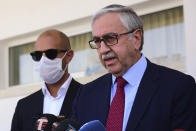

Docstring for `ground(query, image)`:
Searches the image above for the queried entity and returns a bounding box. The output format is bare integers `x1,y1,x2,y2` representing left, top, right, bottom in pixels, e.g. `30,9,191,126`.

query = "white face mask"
34,52,68,84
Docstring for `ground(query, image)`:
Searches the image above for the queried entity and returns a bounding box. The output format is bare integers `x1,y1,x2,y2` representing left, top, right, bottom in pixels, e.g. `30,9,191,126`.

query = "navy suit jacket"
72,60,196,131
11,79,81,131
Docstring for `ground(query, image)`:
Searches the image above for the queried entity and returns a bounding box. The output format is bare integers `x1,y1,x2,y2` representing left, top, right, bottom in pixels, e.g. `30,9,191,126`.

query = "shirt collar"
112,55,147,86
42,75,72,98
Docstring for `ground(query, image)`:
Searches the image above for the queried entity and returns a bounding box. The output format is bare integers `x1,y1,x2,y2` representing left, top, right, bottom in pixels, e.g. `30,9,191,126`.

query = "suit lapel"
59,79,80,118
92,74,112,125
36,90,44,114
32,90,44,122
126,60,160,131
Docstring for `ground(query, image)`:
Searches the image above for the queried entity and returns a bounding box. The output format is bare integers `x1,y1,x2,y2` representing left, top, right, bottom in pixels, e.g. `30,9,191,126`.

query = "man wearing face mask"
11,29,81,131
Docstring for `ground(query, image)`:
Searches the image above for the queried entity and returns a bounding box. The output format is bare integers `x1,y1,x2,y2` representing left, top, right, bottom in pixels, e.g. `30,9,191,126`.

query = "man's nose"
98,40,111,54
42,52,46,57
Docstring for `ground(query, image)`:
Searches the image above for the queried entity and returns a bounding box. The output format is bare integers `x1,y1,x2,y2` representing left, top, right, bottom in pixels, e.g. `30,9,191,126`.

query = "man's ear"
132,29,142,50
66,50,74,64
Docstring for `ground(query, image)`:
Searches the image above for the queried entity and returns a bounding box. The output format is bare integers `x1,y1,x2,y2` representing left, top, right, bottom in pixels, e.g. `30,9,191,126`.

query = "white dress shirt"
111,55,147,131
42,75,72,116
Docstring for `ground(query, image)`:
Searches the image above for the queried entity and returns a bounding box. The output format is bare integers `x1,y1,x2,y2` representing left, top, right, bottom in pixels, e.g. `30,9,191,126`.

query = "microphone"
54,119,81,131
78,120,106,131
34,114,65,131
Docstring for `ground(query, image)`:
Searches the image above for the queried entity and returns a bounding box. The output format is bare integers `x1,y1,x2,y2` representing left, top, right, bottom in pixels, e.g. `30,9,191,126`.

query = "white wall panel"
0,96,26,131
184,0,196,78
0,0,148,40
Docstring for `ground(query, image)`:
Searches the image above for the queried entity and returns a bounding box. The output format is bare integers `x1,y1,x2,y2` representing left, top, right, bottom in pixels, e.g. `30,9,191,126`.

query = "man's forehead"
92,32,118,38
92,13,125,37
35,35,61,49
36,35,57,44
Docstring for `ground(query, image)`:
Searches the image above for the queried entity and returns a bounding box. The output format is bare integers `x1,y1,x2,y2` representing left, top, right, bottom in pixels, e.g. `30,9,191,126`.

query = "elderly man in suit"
11,29,81,131
72,4,196,131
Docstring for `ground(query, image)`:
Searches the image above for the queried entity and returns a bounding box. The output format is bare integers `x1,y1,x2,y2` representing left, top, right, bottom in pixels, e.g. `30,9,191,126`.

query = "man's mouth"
104,57,117,66
102,51,118,66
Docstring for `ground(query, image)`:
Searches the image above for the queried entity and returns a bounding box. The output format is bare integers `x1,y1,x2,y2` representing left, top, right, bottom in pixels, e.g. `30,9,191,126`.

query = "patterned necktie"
106,77,127,131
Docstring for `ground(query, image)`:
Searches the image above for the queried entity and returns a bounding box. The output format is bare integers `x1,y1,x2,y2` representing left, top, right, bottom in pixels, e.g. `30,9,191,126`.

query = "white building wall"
184,0,196,78
0,0,146,40
0,96,26,131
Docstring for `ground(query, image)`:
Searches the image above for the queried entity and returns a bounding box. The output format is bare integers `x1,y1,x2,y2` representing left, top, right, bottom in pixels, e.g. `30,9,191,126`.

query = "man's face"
35,34,68,70
92,13,141,77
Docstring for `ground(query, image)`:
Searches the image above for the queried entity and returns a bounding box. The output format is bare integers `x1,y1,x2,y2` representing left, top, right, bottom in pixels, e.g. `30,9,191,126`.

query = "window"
69,32,106,79
141,6,185,72
9,42,41,86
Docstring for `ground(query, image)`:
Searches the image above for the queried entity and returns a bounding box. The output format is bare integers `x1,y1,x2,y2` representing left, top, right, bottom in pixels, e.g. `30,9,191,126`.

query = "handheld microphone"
34,114,65,131
78,120,106,131
54,119,81,131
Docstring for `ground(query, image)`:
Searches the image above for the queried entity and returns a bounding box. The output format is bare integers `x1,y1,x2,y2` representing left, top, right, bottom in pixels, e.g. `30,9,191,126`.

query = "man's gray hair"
91,4,144,51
